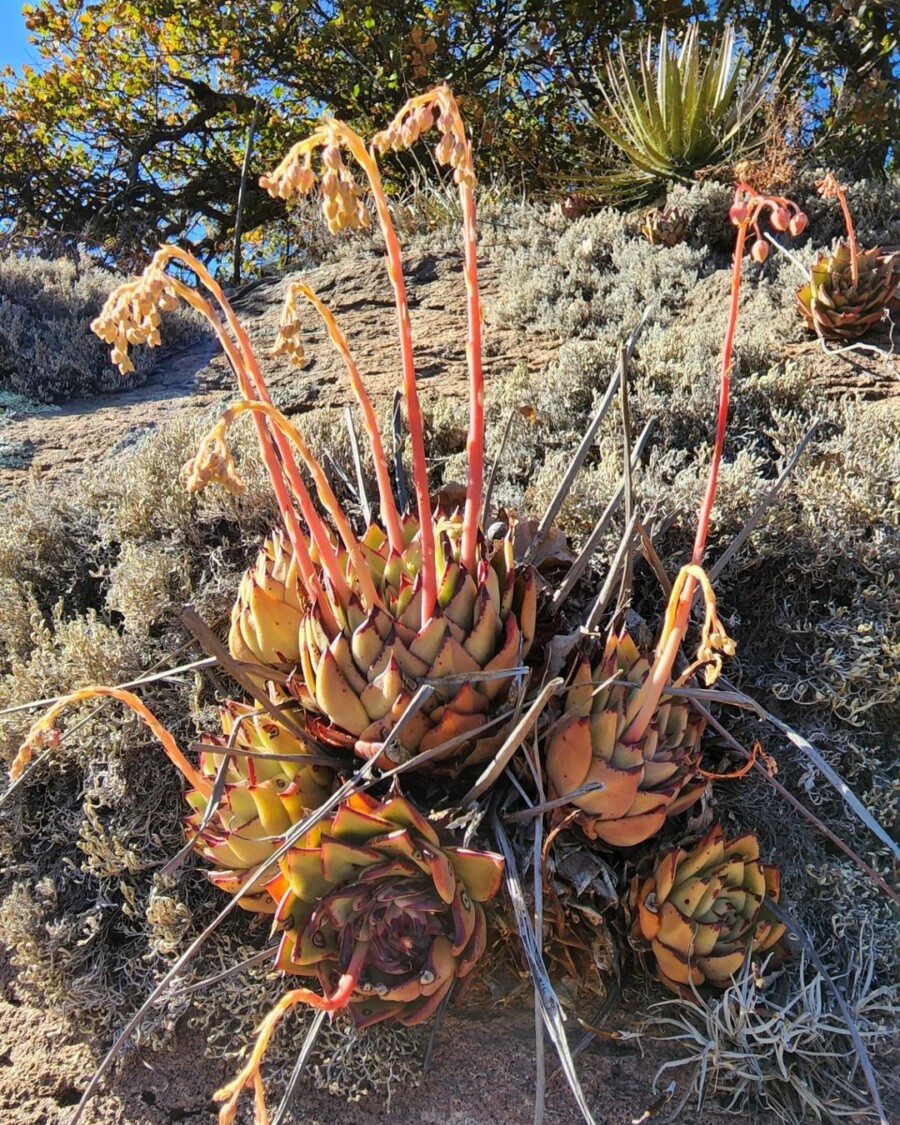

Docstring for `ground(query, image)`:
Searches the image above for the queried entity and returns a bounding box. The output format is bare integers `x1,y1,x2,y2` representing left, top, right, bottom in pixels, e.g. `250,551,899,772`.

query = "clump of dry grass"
642,947,898,1123
0,253,205,402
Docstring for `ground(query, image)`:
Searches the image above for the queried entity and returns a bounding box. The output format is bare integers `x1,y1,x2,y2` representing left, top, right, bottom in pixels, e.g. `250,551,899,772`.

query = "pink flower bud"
729,202,749,225
750,239,769,263
770,206,791,232
788,212,808,237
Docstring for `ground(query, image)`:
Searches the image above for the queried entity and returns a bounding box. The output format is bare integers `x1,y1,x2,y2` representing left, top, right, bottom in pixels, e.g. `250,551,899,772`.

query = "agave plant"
591,23,780,199
93,87,537,777
641,205,689,247
544,185,807,847
215,790,503,1122
185,701,333,911
633,823,785,993
796,173,899,341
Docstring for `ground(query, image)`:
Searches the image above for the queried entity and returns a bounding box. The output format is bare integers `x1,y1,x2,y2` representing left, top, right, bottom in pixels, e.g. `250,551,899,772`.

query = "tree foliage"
0,1,895,270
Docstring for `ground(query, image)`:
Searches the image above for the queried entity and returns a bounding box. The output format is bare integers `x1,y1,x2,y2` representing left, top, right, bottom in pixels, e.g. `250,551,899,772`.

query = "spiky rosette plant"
641,205,689,247
796,173,898,341
544,185,806,848
214,790,503,1123
229,529,308,674
92,87,537,776
633,823,785,993
185,701,333,911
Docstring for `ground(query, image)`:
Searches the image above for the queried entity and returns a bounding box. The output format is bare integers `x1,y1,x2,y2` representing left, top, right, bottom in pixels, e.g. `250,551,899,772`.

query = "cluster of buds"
318,143,370,233
182,422,244,495
259,153,315,200
260,132,369,235
271,286,306,366
729,185,808,263
91,252,180,374
373,91,475,187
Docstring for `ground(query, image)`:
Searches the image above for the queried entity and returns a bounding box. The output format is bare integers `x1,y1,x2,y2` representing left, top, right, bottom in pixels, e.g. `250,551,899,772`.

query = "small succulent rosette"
545,630,707,848
641,205,689,247
797,243,898,341
634,823,785,993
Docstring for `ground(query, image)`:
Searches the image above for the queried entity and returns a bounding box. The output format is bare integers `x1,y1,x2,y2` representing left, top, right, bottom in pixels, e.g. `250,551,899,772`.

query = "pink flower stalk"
623,184,808,745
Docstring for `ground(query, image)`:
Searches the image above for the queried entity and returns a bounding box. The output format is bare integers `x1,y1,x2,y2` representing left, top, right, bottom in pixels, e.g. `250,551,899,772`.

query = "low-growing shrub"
0,253,204,402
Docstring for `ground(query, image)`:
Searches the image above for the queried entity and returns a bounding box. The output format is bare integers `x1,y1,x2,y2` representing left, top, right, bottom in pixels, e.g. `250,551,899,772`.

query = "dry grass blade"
483,407,518,524
720,676,900,863
693,700,899,905
764,898,889,1125
459,675,558,805
69,686,436,1123
160,750,230,877
524,307,652,565
0,656,217,718
271,1008,328,1125
584,514,640,630
708,421,820,581
392,386,408,512
552,418,656,612
491,800,599,1125
343,404,373,524
168,947,276,998
180,606,309,742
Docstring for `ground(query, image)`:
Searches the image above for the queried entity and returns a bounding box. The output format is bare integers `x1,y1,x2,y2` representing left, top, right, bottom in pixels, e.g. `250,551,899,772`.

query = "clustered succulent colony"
7,87,895,1123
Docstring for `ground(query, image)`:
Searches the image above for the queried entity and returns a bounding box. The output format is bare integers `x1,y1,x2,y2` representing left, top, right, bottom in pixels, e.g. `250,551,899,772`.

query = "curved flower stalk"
214,791,503,1124
545,187,807,844
796,173,898,341
633,823,785,993
185,701,333,911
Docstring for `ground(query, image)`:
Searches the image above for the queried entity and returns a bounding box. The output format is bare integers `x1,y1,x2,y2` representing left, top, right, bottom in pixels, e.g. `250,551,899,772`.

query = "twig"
271,1009,328,1125
525,307,652,565
491,799,598,1125
552,419,655,611
482,407,517,525
709,422,820,581
344,404,373,524
719,676,900,864
694,701,899,905
0,657,217,718
392,387,408,512
584,514,639,631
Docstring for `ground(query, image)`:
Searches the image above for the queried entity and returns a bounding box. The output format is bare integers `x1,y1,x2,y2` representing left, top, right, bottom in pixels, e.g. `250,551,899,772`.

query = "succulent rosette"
229,529,307,673
796,172,899,341
797,242,898,341
292,511,536,770
546,630,706,848
642,205,689,247
634,823,785,993
266,790,504,1028
185,701,333,910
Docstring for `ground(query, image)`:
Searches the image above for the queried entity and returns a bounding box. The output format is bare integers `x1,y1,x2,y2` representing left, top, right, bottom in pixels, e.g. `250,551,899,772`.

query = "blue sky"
0,2,36,72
